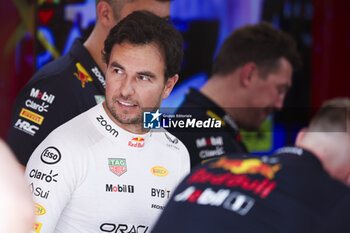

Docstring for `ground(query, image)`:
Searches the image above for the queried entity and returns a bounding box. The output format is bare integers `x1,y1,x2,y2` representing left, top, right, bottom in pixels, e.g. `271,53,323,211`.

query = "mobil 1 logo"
41,147,61,165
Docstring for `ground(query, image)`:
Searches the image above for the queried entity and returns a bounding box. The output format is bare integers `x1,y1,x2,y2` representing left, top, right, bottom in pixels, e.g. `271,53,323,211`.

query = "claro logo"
41,147,61,164
151,166,168,177
97,115,119,138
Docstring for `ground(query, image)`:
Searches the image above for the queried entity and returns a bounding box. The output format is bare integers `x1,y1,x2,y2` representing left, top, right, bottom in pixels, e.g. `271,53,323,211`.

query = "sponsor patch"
187,168,277,198
199,147,225,159
29,169,58,183
41,147,61,165
164,133,178,144
210,157,281,180
30,183,50,200
91,66,106,89
174,186,255,216
128,137,145,148
151,166,168,177
100,223,148,233
151,204,165,210
35,203,46,216
25,99,49,112
151,188,171,199
96,115,118,138
30,88,55,104
105,184,134,193
13,119,39,136
19,108,44,125
32,221,43,233
196,136,223,148
74,62,93,88
108,158,127,176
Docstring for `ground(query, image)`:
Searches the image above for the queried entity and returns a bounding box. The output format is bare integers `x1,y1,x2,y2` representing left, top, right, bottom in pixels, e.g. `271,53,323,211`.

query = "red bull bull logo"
210,157,281,180
128,137,145,148
74,62,93,88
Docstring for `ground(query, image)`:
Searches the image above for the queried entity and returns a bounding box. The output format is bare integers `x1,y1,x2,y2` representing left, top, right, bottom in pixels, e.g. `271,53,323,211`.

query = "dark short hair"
212,22,301,78
308,98,350,132
102,10,183,80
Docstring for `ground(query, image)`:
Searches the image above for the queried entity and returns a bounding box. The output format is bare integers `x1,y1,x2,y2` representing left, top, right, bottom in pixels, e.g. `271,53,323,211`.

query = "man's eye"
277,86,287,95
114,68,123,74
139,75,150,81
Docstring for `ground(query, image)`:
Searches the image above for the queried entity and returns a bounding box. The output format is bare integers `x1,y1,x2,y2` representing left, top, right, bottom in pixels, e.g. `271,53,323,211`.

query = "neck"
296,133,334,176
84,24,108,74
103,102,149,135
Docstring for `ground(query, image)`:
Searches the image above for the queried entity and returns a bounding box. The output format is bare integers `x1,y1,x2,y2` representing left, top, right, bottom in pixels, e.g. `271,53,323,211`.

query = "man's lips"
117,100,138,108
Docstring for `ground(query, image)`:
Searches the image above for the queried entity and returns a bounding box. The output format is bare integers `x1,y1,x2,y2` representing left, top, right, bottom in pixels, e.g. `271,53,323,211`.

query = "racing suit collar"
275,146,324,170
92,103,152,149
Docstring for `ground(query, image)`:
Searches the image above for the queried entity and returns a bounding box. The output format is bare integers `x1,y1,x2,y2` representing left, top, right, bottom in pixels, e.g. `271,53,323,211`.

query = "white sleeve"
25,132,78,233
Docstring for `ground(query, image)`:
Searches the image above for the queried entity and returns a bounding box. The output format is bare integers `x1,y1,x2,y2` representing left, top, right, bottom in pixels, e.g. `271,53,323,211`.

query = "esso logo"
151,166,168,177
41,147,61,164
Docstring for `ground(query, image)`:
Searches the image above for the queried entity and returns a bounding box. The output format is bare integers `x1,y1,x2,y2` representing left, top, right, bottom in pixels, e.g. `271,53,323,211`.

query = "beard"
106,94,162,126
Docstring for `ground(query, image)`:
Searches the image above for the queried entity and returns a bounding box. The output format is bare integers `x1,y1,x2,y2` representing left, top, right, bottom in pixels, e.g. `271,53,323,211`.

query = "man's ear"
162,74,179,99
96,1,116,29
240,62,258,88
295,128,307,147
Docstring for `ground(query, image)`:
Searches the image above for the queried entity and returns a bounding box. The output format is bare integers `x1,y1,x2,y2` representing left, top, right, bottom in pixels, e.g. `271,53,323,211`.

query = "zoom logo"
97,115,119,138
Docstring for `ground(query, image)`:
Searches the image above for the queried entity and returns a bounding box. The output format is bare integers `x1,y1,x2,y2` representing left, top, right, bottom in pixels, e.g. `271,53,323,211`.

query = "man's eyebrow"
138,71,156,78
110,61,125,70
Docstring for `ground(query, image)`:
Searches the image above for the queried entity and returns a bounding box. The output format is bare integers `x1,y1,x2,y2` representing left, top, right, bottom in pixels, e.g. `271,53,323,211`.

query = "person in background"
25,11,189,233
7,0,173,167
170,22,301,168
152,98,350,233
0,139,34,233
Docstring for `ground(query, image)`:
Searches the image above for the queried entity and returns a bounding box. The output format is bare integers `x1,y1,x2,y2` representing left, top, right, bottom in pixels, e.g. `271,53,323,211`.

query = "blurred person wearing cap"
25,11,189,233
0,139,34,233
7,0,173,167
170,22,301,168
152,98,350,233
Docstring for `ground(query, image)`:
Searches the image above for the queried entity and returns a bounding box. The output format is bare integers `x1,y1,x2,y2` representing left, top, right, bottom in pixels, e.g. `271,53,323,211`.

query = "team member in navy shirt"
7,0,173,166
152,98,350,233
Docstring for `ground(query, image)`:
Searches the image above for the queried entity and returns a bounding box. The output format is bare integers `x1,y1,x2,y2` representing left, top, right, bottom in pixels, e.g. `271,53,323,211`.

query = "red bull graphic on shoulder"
109,158,127,176
210,157,281,180
74,62,93,88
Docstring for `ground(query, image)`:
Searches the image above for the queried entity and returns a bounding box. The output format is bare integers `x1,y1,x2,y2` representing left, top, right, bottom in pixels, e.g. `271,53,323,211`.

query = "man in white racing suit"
25,11,189,233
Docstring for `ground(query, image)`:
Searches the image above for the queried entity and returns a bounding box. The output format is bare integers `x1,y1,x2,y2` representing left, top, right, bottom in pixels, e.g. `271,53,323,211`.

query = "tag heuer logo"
108,158,127,176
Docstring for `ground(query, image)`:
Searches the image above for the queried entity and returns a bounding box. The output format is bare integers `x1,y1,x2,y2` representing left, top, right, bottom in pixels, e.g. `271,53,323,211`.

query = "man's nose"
275,94,286,111
120,76,135,97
